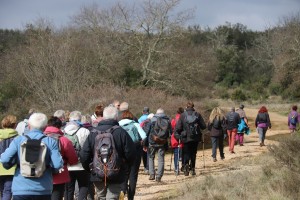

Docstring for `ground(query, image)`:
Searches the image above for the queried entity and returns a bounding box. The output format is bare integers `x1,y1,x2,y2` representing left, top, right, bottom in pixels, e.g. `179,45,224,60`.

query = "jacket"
148,113,172,146
207,117,226,137
171,114,183,148
288,110,299,129
119,119,147,141
175,108,206,143
0,128,18,175
255,112,271,128
44,126,78,184
64,121,90,171
0,129,63,196
80,119,136,183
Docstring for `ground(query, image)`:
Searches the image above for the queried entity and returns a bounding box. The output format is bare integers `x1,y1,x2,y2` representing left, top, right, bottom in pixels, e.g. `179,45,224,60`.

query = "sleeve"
174,114,184,140
80,134,94,172
122,130,136,165
48,138,63,171
198,113,207,130
255,115,259,128
135,123,147,140
62,137,78,166
267,113,271,128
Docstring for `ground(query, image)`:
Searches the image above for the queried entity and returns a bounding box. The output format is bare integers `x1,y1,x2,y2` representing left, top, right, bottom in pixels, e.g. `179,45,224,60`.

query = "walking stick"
202,133,205,169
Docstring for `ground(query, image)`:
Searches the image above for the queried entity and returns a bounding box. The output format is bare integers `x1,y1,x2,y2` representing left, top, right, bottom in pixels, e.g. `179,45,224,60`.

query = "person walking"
225,107,240,154
44,116,78,200
0,115,18,200
175,101,206,176
80,106,136,200
255,106,271,146
288,105,299,134
148,108,172,182
170,107,184,175
207,107,226,162
119,111,147,200
0,113,63,200
235,104,249,146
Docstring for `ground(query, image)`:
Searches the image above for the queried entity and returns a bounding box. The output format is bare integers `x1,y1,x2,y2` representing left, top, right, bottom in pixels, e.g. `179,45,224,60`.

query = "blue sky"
0,0,299,31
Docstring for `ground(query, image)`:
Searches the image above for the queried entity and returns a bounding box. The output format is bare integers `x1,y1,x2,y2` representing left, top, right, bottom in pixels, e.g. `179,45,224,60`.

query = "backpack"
92,125,121,186
184,111,199,137
212,116,222,129
151,117,169,145
47,133,62,152
121,121,141,143
20,135,47,178
65,127,81,158
290,114,297,126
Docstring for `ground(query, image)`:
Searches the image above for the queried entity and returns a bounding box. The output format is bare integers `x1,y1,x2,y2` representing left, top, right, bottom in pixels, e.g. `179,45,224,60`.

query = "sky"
0,0,299,31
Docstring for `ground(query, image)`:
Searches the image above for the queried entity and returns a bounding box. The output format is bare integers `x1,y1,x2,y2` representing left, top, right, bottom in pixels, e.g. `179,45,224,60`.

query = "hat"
240,104,244,109
143,107,149,113
119,102,129,112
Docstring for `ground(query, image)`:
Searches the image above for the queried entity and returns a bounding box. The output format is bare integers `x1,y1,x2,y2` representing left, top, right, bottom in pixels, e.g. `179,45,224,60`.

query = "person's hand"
58,168,64,173
143,146,147,152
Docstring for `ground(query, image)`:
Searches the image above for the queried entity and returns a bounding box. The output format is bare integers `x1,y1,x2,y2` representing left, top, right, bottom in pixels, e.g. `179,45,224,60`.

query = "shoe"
180,166,184,172
184,164,190,176
240,144,244,146
191,169,196,176
221,157,225,160
155,177,161,182
174,170,179,176
230,151,235,154
119,191,125,200
149,175,155,180
262,143,265,146
144,169,149,175
213,158,217,162
260,143,263,147
234,141,238,145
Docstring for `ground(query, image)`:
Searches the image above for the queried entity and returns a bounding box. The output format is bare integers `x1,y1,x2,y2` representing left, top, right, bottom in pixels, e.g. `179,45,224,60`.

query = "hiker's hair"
28,113,48,130
119,102,129,112
103,106,118,120
292,105,298,111
95,105,104,117
258,106,268,113
53,110,65,119
81,114,92,124
122,110,134,120
230,107,235,112
112,100,120,108
186,101,194,108
156,108,164,114
1,115,17,129
209,107,225,123
69,111,82,121
47,116,62,129
177,107,184,114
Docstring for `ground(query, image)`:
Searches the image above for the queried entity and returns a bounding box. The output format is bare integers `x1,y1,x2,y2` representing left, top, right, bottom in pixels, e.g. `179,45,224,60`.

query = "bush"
231,89,247,101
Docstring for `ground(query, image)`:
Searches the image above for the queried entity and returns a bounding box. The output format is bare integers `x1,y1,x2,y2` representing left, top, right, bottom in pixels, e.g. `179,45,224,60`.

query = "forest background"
0,0,299,119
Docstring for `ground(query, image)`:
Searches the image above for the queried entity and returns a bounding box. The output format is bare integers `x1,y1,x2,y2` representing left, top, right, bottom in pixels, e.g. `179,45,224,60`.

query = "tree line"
0,0,299,118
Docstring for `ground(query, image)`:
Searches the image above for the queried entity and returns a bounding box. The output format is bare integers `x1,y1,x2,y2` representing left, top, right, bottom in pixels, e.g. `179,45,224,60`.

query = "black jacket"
80,119,136,183
175,108,206,143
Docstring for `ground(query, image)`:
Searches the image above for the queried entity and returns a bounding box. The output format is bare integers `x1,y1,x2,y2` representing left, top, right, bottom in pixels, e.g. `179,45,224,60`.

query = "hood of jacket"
0,128,18,139
151,113,169,122
64,121,81,135
118,119,135,126
44,126,64,136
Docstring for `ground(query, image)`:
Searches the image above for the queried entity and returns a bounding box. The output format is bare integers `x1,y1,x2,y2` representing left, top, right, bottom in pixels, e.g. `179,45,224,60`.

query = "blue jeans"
211,136,224,159
173,147,182,171
257,127,268,143
0,175,13,200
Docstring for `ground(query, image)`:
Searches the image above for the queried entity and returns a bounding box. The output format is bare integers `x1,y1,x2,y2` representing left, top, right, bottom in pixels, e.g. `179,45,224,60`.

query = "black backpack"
184,111,199,136
91,126,121,186
151,117,169,145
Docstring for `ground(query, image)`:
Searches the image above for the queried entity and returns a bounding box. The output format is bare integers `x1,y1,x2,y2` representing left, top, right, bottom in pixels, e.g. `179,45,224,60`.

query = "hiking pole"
202,132,205,169
170,148,173,171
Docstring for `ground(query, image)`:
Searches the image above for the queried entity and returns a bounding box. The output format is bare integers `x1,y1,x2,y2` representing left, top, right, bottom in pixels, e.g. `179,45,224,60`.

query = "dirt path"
133,108,289,200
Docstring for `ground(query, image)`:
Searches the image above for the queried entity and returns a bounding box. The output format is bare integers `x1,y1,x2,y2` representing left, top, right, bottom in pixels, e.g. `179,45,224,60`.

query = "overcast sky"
0,0,299,31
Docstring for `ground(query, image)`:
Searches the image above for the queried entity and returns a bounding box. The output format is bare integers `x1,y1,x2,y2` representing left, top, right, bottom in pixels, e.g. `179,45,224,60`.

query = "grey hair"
69,111,82,121
156,108,164,114
81,114,92,124
53,110,65,119
28,113,48,130
103,106,118,120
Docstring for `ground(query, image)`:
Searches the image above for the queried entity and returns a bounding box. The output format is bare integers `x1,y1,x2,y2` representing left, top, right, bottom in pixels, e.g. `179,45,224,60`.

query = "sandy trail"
133,108,289,200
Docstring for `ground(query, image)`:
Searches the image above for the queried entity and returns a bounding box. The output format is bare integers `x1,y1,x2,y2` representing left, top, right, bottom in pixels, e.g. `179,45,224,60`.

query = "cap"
143,107,149,113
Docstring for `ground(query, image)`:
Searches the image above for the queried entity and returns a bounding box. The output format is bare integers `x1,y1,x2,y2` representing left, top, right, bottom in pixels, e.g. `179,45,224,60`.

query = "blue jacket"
0,129,63,196
138,114,148,123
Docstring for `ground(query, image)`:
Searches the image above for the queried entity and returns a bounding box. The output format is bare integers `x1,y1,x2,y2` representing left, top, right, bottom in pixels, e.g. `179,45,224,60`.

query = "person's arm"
0,138,18,169
62,137,78,166
122,130,136,165
267,113,271,129
48,138,63,172
80,134,94,172
134,123,147,140
198,113,207,130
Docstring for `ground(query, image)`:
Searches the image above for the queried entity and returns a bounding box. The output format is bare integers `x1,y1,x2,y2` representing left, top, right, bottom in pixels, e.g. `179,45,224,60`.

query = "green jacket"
0,128,18,175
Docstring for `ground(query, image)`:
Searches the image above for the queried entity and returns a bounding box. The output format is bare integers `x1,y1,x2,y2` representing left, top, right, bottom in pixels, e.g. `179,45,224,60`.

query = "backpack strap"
24,135,47,164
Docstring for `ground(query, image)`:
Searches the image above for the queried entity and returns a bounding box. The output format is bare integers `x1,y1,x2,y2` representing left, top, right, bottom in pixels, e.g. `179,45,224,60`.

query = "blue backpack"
121,121,141,143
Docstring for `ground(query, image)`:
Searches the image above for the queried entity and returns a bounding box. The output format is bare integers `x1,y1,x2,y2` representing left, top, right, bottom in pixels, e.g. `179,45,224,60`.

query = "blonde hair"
208,107,225,123
1,115,17,128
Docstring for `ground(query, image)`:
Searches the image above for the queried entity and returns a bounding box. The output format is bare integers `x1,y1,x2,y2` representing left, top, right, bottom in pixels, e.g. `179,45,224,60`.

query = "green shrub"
231,89,247,101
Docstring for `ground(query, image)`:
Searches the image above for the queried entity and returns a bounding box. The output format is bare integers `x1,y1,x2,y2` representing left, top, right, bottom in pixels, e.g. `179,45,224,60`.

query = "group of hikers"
0,100,298,200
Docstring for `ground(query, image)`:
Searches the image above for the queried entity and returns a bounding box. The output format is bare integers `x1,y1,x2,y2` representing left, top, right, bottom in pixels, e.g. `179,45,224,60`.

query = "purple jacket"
288,110,299,129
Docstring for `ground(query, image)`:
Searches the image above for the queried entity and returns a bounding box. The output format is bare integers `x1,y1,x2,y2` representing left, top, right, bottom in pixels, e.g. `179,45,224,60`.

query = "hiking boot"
119,191,125,200
180,166,184,172
240,144,244,146
144,168,149,175
260,143,263,147
191,169,196,176
155,177,161,182
184,164,190,176
221,156,225,160
174,169,180,176
213,158,217,162
149,175,155,180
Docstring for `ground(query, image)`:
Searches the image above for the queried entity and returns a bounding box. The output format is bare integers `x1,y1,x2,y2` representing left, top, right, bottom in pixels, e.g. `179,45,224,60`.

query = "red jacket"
44,126,78,184
171,114,183,148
